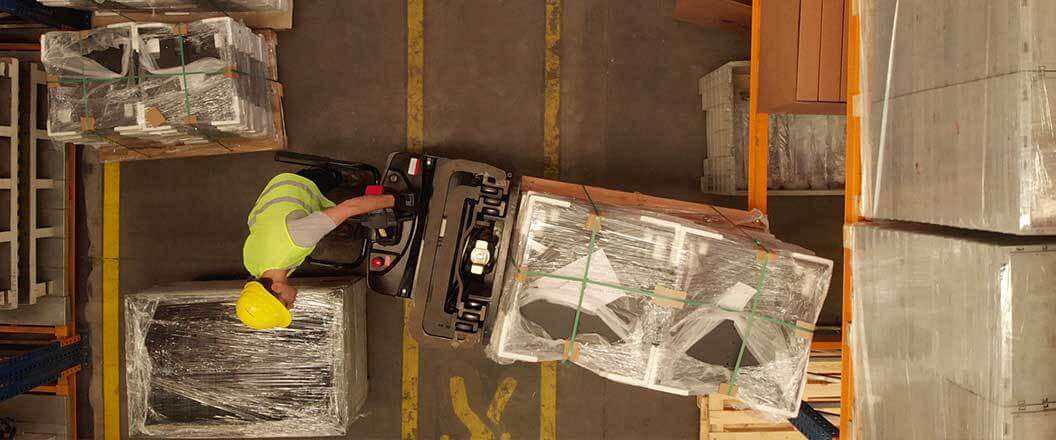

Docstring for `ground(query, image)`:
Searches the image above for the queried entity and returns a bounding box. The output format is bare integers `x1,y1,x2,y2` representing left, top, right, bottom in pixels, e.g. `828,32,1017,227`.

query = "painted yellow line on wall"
541,1,562,438
102,162,120,440
407,0,425,155
450,376,494,440
403,0,425,438
543,0,562,180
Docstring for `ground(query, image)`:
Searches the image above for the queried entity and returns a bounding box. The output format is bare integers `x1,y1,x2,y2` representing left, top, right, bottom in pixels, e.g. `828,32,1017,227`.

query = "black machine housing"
368,153,520,347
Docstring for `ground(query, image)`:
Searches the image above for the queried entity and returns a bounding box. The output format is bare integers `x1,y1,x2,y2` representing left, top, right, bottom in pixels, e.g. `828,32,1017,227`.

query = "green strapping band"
176,35,193,117
728,255,770,386
563,185,604,364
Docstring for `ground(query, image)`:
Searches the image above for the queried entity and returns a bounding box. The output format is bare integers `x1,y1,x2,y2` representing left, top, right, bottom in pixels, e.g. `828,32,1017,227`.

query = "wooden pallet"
700,394,806,440
91,0,294,30
700,350,843,439
95,30,286,163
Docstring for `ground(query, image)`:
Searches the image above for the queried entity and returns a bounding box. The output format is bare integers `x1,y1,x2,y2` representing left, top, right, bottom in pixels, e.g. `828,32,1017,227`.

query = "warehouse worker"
236,167,394,330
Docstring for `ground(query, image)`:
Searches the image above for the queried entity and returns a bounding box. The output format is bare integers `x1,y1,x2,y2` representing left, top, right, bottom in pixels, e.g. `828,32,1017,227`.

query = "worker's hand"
323,195,395,225
340,195,396,215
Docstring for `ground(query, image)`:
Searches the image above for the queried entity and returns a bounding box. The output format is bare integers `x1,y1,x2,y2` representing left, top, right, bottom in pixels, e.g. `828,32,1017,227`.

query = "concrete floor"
74,1,843,438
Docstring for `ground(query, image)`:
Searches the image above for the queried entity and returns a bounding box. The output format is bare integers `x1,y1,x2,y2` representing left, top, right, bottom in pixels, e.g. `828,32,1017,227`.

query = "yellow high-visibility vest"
243,173,336,278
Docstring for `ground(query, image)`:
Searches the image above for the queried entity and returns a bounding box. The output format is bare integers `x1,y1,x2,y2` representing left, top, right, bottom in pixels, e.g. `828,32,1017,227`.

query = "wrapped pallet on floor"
40,17,286,162
850,223,1056,439
123,279,367,438
859,0,1056,234
39,0,288,11
487,182,833,419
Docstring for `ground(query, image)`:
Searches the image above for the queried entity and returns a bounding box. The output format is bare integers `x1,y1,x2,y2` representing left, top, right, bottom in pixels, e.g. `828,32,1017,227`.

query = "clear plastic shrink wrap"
699,61,846,194
488,190,833,418
41,17,274,148
38,0,288,12
851,223,1056,439
124,280,366,438
860,0,1056,234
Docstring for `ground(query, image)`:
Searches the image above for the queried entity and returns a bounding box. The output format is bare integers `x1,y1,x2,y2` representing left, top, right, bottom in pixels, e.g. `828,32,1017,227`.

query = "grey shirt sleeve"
285,211,338,247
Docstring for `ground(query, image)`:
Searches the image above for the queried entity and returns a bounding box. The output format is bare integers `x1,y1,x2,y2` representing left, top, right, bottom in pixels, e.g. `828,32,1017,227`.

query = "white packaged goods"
40,18,274,148
699,61,846,194
124,280,368,438
488,190,832,418
38,0,287,11
851,223,1056,439
860,0,1056,234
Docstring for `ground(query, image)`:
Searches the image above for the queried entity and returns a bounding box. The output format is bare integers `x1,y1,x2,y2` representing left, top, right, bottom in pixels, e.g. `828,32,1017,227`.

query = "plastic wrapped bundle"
699,61,846,194
41,18,274,148
850,223,1056,439
124,279,367,438
488,191,832,418
860,0,1056,234
37,0,288,11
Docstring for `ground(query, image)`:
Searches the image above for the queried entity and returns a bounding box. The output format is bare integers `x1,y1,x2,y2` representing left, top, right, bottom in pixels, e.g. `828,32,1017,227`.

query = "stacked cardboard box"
851,223,1056,438
860,0,1056,234
854,2,1056,437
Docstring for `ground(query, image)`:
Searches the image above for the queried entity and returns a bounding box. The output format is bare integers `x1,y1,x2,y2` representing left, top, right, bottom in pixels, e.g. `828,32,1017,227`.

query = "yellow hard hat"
236,281,292,330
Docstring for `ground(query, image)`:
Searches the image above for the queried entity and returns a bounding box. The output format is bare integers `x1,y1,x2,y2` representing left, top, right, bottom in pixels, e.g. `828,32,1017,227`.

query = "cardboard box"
673,0,752,33
757,0,847,114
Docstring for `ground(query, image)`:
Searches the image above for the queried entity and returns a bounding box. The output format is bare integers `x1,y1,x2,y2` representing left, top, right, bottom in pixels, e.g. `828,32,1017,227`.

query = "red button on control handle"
365,185,385,196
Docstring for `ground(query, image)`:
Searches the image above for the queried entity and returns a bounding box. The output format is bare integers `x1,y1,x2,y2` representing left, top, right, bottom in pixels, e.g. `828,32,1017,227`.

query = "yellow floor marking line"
486,377,518,425
450,376,495,440
403,0,425,438
103,163,120,440
542,1,562,438
407,0,425,155
402,301,420,440
543,0,562,180
540,361,557,440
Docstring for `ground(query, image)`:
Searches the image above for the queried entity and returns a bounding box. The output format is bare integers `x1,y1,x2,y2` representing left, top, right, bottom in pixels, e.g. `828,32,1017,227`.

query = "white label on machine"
408,157,422,176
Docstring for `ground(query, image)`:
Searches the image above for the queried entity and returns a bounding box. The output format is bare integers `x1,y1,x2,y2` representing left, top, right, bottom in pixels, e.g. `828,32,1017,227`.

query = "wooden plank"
808,360,843,375
805,382,842,401
91,1,294,30
710,410,790,426
520,176,767,230
711,432,805,440
796,0,823,102
700,396,710,440
674,0,752,33
818,0,847,102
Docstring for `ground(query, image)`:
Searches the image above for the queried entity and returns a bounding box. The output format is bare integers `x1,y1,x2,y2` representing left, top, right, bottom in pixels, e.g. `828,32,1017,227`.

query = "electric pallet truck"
276,151,517,348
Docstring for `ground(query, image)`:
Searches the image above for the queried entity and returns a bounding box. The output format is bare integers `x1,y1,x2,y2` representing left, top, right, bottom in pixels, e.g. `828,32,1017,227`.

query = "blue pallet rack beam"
789,402,840,440
0,0,90,29
0,338,87,401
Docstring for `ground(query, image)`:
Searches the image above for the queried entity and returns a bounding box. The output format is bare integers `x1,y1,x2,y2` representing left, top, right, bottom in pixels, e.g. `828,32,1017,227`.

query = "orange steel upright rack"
745,1,857,437
840,0,861,437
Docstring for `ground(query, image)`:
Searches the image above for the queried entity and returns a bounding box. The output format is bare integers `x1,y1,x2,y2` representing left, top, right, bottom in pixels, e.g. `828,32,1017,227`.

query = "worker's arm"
321,194,395,225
